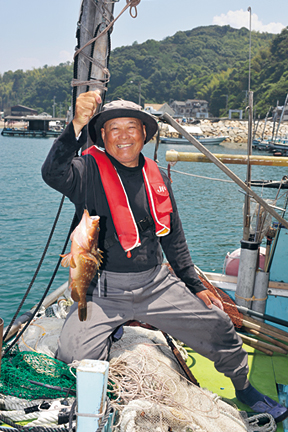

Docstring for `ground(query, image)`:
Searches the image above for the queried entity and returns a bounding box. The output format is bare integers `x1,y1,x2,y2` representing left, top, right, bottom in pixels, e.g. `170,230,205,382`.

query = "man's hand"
196,290,224,310
72,90,102,137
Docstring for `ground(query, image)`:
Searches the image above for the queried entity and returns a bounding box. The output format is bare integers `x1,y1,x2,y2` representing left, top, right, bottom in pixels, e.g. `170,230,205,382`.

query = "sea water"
0,132,286,325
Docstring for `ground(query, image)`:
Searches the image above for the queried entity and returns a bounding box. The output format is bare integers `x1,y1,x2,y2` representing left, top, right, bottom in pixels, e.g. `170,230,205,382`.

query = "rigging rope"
3,0,124,349
73,0,141,65
159,165,235,183
2,214,78,356
3,196,65,343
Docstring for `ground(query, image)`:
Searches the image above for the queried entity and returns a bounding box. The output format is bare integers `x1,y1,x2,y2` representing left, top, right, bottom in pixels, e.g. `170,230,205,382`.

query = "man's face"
101,117,146,167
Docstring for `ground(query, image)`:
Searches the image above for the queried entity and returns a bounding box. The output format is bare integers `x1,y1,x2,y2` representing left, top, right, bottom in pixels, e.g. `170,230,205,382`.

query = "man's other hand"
196,290,224,310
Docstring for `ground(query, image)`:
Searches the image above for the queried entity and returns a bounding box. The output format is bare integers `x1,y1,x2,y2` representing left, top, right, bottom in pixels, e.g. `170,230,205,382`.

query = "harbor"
1,131,288,431
1,0,288,431
159,118,288,145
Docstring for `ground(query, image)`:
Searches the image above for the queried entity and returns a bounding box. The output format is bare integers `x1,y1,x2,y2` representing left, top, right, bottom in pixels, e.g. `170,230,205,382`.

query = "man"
42,91,288,423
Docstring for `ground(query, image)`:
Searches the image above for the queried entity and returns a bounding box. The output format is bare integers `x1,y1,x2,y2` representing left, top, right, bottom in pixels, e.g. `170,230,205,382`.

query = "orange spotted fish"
60,209,102,321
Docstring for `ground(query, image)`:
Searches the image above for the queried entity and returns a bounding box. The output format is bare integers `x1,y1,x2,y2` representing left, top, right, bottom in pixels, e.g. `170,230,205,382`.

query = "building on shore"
1,104,66,138
4,105,38,117
170,99,209,119
273,105,288,122
144,103,174,117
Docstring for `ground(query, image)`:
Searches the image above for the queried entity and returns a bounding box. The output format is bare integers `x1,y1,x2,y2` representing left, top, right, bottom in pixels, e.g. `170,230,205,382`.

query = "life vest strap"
104,216,154,250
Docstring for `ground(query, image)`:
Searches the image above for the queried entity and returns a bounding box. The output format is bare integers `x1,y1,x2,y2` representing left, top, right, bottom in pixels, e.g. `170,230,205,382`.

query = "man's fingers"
94,90,102,104
196,290,223,310
212,298,224,310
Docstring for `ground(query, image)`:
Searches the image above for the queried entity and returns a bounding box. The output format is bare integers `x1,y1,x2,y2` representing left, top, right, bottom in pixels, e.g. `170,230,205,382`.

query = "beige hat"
88,100,158,147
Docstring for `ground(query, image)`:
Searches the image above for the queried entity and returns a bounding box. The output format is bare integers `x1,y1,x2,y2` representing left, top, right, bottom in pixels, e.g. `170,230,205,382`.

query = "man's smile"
117,143,133,149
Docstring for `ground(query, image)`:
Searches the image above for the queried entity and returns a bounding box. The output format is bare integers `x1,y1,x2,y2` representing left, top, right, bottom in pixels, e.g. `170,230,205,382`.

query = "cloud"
212,9,285,34
58,50,73,64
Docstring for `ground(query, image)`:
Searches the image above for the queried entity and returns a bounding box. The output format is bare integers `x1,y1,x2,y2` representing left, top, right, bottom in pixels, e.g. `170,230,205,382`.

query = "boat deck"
187,342,288,431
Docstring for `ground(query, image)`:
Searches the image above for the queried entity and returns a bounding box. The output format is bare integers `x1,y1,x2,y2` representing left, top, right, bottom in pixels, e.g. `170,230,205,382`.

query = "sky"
1,0,287,75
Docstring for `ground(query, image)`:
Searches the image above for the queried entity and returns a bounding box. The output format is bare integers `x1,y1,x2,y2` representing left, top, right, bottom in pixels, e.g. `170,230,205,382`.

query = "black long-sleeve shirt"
42,122,205,294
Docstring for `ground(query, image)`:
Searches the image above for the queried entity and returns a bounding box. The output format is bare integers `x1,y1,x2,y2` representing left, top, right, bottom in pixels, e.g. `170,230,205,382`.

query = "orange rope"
198,275,243,328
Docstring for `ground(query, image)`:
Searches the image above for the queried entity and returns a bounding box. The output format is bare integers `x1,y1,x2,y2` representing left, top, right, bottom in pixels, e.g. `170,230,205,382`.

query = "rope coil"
127,0,141,18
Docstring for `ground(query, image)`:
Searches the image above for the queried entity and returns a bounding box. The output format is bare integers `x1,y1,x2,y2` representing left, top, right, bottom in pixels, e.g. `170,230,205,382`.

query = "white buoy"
76,359,109,432
252,270,269,320
235,240,259,308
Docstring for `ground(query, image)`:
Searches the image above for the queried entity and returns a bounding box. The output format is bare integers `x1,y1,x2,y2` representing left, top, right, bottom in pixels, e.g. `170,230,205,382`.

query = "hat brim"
88,108,158,147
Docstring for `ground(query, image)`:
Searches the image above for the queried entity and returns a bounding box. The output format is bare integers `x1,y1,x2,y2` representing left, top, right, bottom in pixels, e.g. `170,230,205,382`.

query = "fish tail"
78,300,87,322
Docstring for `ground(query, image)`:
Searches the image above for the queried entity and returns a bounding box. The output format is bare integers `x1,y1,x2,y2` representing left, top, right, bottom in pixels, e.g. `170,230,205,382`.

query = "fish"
60,209,103,321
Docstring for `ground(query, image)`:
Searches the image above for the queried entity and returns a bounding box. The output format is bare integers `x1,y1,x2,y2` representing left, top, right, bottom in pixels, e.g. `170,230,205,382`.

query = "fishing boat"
268,140,288,153
1,2,288,432
159,124,228,145
252,138,271,151
253,96,288,154
160,134,229,145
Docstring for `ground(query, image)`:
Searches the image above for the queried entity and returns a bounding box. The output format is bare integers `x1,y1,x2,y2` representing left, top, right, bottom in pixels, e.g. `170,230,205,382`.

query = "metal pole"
243,91,253,240
243,7,252,240
247,7,252,93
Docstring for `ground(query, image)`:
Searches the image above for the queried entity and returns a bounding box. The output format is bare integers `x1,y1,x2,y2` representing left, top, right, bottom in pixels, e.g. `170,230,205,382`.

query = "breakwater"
161,119,288,143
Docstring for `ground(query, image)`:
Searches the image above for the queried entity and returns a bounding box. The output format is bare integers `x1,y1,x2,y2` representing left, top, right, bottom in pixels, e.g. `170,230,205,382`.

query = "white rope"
0,410,39,422
246,413,277,432
159,165,234,183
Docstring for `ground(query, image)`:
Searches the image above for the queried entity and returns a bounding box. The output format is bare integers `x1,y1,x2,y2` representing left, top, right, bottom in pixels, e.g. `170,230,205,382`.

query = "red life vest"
82,146,173,254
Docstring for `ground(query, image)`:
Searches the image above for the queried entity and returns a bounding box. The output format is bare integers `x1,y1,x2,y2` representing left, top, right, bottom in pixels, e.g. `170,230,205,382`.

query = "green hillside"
106,25,274,111
0,63,74,117
1,25,287,118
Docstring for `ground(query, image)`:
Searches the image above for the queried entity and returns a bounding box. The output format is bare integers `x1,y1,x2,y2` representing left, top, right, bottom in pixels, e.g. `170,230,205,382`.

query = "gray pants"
57,265,249,390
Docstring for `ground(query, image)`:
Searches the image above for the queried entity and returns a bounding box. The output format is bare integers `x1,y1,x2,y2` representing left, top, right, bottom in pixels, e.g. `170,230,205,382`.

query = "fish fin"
60,253,76,269
78,301,87,321
76,237,91,251
70,256,76,268
97,249,103,263
80,252,100,265
60,253,71,268
71,289,80,302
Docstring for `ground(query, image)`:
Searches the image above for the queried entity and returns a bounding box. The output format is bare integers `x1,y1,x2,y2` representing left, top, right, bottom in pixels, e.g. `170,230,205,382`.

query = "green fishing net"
0,346,76,400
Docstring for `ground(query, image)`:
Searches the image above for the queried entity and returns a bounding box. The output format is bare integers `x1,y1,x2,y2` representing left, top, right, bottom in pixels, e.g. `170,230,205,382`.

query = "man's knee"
56,335,111,364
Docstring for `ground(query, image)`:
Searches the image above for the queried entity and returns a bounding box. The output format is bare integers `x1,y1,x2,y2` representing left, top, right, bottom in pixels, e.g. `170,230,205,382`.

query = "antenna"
243,6,253,241
247,7,252,92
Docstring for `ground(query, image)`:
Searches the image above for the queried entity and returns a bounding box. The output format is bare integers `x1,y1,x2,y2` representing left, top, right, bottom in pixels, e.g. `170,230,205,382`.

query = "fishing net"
17,316,65,358
0,347,76,400
194,267,244,329
108,326,252,432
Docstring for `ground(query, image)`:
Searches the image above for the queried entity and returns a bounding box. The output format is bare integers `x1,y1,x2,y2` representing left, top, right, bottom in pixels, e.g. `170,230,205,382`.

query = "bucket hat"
88,100,158,147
